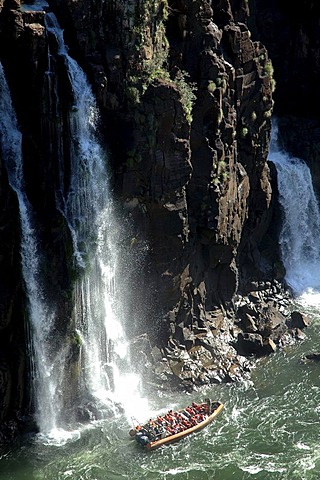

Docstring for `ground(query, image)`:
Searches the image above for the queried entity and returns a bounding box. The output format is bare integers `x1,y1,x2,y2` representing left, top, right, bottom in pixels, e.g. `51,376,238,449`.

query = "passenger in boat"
141,421,157,441
192,402,203,412
152,421,166,439
183,409,192,419
212,401,220,410
181,418,192,429
139,426,152,441
195,413,205,422
166,426,173,435
167,411,177,424
173,423,183,434
186,405,196,416
179,412,191,424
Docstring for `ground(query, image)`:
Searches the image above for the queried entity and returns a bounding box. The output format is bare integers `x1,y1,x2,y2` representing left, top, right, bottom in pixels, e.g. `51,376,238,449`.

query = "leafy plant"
240,127,249,138
174,70,197,124
208,81,216,93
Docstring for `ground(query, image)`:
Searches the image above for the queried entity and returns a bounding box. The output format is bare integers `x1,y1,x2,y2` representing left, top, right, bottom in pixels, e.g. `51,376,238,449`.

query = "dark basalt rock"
302,353,320,362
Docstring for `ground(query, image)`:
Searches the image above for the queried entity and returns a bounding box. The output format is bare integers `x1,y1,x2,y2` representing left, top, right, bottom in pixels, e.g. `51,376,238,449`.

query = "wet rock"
287,311,311,329
237,332,264,355
302,353,320,362
262,338,277,354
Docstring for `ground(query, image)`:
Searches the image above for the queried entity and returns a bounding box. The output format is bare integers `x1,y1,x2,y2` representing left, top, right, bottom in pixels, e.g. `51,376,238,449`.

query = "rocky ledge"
130,280,310,393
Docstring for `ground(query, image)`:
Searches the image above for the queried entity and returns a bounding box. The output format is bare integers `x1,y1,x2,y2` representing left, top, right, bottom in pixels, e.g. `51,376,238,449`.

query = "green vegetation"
174,70,197,124
148,67,171,84
240,127,249,138
127,67,197,124
211,159,228,186
124,0,197,123
208,81,217,93
264,59,274,78
264,59,276,93
126,85,141,105
71,330,82,348
215,76,227,94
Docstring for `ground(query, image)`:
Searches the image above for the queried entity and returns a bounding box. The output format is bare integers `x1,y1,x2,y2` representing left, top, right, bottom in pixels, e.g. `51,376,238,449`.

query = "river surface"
1,298,319,480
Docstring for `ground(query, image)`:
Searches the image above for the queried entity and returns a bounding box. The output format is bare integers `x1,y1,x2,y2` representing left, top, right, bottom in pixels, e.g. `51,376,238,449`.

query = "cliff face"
51,0,279,368
51,0,275,312
0,0,315,439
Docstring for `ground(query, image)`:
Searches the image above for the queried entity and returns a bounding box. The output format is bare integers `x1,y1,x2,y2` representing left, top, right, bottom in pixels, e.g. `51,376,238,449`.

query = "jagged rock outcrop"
0,0,316,440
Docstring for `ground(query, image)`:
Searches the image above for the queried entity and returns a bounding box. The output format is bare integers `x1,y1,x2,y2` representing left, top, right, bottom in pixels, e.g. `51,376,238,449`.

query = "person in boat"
186,405,197,416
148,419,164,439
177,413,192,429
166,425,175,435
192,402,204,413
196,413,205,422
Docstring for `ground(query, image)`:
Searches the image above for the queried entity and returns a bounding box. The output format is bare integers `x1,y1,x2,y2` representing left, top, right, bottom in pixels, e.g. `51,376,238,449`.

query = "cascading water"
269,121,320,302
44,13,148,432
0,63,62,435
45,13,106,269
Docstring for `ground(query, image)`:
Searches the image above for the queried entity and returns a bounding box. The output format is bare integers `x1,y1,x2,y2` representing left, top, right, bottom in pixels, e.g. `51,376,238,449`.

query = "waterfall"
0,63,63,434
269,121,320,299
0,11,148,442
43,13,148,433
45,12,107,269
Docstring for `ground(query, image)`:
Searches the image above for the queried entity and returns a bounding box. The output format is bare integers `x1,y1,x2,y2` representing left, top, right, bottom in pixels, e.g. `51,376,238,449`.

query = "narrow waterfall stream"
0,63,60,434
269,121,320,303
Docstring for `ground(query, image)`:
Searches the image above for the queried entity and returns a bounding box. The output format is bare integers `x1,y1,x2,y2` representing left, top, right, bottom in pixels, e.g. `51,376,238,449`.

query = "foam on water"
36,428,81,447
296,288,320,309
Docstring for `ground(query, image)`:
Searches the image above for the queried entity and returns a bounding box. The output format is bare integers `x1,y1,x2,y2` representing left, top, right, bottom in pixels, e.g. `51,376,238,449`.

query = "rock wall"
0,0,316,439
50,0,276,318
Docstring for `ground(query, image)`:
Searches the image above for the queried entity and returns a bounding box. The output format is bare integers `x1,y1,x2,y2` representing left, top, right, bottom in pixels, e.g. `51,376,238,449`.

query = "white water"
269,121,320,306
44,14,149,436
0,63,62,433
45,12,106,269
